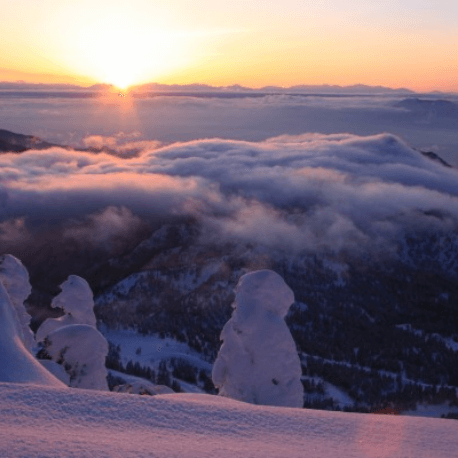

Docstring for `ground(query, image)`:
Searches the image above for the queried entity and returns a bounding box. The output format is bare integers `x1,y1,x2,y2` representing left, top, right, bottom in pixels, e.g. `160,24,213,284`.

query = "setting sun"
56,7,202,89
1,0,457,91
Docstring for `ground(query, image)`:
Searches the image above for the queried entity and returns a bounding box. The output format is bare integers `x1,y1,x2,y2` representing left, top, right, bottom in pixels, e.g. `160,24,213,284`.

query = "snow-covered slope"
0,382,456,458
103,328,211,372
93,227,458,414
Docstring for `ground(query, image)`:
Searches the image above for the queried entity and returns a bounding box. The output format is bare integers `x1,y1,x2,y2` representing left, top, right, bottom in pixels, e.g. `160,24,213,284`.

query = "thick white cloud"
1,132,458,258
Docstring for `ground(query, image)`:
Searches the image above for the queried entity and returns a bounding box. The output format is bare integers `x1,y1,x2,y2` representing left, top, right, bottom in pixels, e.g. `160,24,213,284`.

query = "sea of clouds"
2,129,458,262
1,92,458,163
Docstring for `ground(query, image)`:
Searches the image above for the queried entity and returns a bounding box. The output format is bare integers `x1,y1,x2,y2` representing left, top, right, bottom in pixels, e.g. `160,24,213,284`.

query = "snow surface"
103,328,212,372
0,381,457,458
0,281,65,387
213,270,303,407
109,368,205,395
324,382,354,409
403,402,458,418
111,375,174,396
444,337,458,352
39,359,71,385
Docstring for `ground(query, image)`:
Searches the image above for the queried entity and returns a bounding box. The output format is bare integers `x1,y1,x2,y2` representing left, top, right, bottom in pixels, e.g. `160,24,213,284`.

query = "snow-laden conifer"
36,275,96,343
36,275,109,390
0,279,65,386
212,269,303,407
0,254,35,351
43,324,109,390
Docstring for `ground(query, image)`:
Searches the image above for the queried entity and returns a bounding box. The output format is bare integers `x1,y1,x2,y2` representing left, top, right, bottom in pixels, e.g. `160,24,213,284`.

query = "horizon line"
0,80,421,92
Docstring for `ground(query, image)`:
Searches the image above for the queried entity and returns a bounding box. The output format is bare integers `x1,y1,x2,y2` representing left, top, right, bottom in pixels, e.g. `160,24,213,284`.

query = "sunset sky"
1,0,457,91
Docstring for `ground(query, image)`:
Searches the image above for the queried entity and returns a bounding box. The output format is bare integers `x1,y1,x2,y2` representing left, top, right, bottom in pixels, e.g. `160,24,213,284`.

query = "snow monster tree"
36,275,97,343
36,275,109,390
0,254,35,352
212,270,303,408
0,276,65,387
43,324,109,390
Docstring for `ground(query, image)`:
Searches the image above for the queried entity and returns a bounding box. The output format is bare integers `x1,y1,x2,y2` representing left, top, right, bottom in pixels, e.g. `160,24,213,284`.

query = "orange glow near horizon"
0,1,457,93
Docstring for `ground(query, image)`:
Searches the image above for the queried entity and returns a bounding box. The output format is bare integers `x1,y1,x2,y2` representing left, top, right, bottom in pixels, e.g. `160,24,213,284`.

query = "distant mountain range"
0,81,416,95
119,82,416,95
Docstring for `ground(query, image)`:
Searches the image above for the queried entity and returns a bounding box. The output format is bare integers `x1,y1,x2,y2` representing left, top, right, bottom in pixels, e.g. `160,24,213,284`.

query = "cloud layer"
2,132,458,260
1,93,458,166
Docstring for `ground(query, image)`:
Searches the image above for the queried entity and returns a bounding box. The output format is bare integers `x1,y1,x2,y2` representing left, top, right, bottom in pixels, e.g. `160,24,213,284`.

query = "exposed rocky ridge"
0,129,57,152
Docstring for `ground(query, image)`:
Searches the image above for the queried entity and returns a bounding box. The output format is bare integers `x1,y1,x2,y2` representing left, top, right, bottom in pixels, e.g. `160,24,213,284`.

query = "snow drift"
0,382,456,458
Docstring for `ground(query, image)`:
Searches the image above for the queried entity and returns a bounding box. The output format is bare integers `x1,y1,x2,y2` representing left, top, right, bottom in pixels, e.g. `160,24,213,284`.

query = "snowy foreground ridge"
0,383,457,458
1,259,457,457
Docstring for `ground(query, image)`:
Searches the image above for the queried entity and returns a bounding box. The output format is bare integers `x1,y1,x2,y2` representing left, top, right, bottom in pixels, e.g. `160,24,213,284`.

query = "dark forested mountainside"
87,222,458,414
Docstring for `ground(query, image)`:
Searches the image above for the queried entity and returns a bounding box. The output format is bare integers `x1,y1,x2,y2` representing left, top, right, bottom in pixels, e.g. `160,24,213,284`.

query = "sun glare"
57,8,200,90
79,29,191,89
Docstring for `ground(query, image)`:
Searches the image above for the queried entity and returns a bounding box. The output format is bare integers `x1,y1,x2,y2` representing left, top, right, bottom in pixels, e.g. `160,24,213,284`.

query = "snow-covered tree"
212,270,303,408
39,359,71,386
36,275,96,343
0,254,35,352
35,275,109,390
0,279,65,387
42,324,109,390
